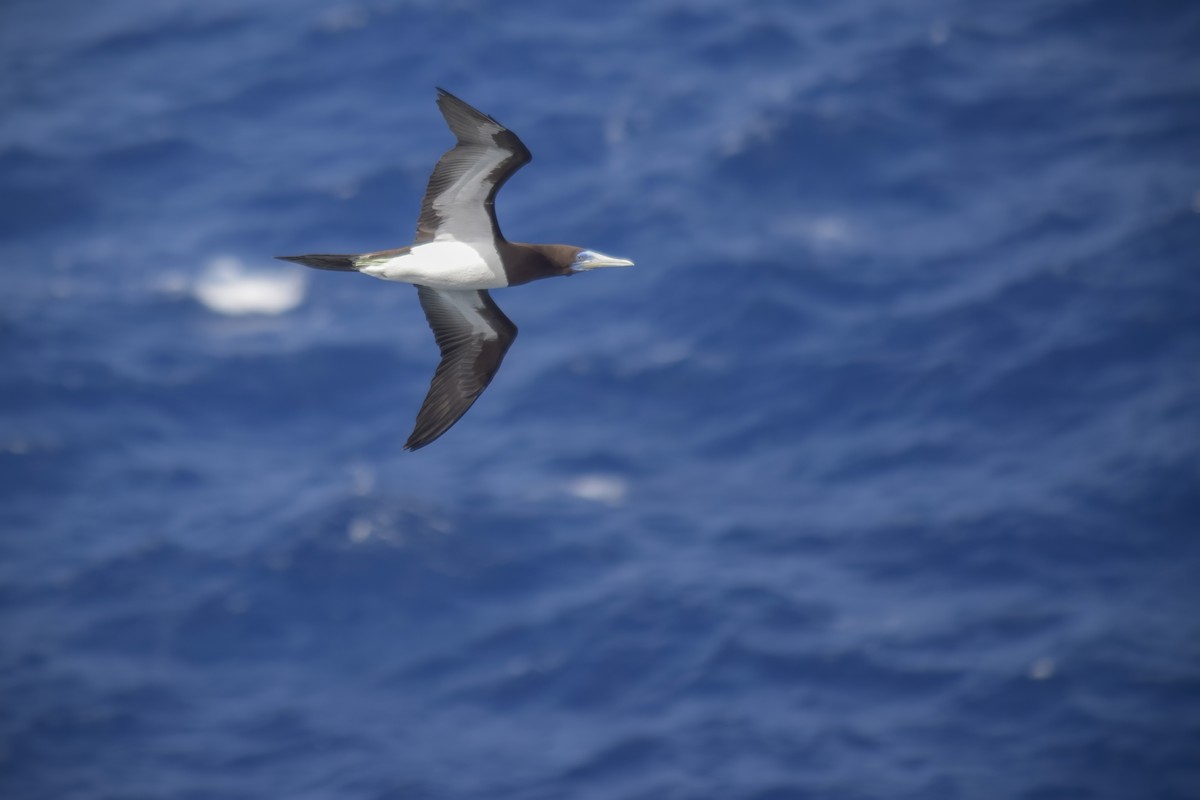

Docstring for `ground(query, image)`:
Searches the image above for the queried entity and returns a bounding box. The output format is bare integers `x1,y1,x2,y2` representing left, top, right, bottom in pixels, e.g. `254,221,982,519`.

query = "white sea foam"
770,213,855,249
566,474,629,505
193,256,307,316
1029,658,1057,681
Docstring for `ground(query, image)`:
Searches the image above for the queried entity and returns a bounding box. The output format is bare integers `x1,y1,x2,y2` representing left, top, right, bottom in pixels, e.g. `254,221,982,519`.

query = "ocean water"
2,0,1199,797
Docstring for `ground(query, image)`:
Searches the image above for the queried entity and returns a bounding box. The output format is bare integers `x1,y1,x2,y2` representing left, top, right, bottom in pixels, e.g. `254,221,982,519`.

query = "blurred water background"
2,0,1199,797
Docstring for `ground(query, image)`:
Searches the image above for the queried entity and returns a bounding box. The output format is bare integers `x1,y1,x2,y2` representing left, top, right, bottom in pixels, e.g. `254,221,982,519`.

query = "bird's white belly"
360,241,507,290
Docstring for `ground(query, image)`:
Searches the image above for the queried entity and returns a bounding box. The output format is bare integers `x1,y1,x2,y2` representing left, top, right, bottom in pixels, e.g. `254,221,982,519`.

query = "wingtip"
435,87,472,113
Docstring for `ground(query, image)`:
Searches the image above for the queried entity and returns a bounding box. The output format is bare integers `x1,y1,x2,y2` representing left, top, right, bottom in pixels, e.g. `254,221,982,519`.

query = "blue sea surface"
2,1,1199,797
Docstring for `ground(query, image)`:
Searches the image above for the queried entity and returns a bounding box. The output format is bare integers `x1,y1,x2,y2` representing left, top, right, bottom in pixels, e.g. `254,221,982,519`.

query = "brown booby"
278,89,634,450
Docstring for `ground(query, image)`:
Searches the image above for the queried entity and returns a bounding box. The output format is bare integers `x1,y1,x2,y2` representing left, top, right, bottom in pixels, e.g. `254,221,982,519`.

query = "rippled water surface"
3,1,1199,797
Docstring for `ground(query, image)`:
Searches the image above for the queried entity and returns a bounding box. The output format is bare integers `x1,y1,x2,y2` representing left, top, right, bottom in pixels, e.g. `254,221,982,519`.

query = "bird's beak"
575,250,635,270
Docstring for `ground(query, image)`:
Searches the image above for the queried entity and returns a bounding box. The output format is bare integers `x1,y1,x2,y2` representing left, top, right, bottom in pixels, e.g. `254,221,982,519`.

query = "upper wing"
414,89,532,246
405,286,518,450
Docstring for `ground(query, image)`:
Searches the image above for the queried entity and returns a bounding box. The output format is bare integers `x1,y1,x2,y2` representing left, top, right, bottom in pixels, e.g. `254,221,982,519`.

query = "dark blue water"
3,1,1199,797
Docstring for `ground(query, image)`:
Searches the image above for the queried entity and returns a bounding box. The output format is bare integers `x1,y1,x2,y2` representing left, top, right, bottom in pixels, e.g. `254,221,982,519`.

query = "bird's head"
510,243,635,284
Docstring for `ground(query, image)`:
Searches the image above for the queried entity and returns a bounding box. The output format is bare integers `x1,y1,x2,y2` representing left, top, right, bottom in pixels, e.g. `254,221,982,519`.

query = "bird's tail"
275,254,360,271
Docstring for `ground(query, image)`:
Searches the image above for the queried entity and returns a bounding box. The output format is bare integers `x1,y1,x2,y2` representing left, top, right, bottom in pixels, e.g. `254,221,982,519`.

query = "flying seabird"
279,89,634,450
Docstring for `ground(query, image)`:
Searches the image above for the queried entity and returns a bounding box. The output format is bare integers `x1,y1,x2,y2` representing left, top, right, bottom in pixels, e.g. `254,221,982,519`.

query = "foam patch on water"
193,256,307,316
770,213,855,249
566,474,629,505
